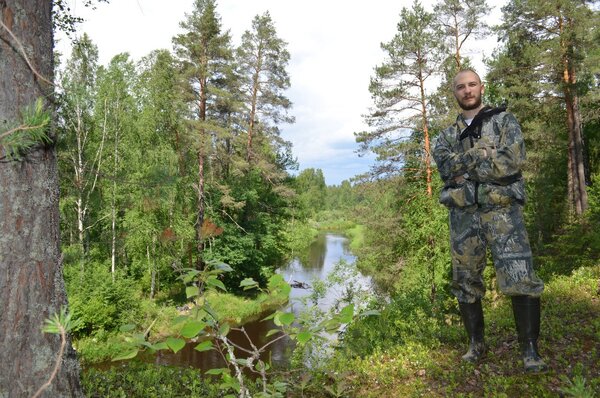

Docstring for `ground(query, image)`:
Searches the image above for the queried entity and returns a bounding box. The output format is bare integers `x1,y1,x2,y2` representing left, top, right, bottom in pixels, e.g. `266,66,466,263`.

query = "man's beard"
458,94,482,111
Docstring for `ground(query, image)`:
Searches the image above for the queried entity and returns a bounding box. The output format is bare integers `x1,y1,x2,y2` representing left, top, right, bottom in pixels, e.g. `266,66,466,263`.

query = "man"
432,69,547,373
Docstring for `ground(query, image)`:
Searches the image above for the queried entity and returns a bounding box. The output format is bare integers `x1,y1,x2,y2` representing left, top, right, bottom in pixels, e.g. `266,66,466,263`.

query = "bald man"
433,69,547,373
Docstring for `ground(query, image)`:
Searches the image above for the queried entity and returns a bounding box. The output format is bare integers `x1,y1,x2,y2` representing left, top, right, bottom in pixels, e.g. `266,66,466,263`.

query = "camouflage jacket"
432,108,526,208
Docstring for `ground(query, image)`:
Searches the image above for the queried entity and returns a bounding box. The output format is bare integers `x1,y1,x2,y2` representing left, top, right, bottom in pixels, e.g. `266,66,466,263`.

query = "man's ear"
480,84,485,96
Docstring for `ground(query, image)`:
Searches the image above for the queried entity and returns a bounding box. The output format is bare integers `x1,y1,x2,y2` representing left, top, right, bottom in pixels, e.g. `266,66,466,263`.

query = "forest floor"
337,266,600,397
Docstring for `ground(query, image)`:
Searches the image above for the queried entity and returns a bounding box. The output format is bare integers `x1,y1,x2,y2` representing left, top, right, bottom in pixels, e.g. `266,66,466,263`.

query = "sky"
57,0,503,185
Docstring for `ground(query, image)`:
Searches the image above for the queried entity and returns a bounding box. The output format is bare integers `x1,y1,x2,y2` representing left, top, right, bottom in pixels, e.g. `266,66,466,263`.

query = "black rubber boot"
511,295,548,373
458,300,486,363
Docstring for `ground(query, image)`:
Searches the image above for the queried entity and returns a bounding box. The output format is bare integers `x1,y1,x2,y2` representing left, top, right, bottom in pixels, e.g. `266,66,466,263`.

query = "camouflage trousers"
448,203,544,303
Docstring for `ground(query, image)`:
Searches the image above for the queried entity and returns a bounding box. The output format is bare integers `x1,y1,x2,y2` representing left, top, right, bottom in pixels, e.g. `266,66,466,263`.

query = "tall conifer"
173,0,234,269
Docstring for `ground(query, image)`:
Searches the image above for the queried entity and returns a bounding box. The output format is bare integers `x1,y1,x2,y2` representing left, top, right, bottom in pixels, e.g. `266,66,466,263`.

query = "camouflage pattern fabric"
433,109,544,302
434,110,527,208
448,204,544,302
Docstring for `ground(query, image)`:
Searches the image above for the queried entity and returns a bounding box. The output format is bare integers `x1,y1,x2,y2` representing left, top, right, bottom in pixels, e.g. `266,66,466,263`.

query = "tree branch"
31,326,66,398
0,123,48,141
0,19,54,87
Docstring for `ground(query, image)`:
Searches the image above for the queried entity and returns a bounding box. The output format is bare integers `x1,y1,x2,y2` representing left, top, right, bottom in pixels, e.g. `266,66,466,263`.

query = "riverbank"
75,289,289,365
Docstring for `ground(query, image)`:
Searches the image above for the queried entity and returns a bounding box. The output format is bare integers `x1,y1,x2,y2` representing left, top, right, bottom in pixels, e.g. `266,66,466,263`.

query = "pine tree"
173,0,234,269
0,0,83,395
434,0,489,70
495,0,598,217
237,11,294,163
357,0,445,196
430,0,490,129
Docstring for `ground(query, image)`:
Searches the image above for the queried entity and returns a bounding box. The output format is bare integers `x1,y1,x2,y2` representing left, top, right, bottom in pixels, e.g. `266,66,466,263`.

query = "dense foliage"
49,0,600,396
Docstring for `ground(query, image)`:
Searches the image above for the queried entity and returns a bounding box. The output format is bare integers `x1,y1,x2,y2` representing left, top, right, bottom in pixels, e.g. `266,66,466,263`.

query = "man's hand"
454,175,466,184
474,137,497,159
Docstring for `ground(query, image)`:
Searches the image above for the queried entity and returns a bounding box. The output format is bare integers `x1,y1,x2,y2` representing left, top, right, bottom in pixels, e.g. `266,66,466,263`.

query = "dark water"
143,233,372,370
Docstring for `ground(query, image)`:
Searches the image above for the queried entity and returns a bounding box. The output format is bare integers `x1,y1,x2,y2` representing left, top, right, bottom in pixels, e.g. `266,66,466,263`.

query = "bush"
63,259,142,337
82,362,221,398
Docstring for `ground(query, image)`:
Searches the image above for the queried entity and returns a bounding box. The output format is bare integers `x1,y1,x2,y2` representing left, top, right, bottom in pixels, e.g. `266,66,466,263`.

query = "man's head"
453,69,484,112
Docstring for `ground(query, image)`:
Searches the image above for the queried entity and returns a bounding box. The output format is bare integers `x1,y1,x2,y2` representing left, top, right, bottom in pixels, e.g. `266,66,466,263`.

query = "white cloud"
57,0,504,185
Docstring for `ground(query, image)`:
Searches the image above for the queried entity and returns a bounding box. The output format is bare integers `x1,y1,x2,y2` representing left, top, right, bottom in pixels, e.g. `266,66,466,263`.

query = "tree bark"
196,77,207,270
247,45,263,163
0,1,83,396
417,50,433,197
561,17,588,216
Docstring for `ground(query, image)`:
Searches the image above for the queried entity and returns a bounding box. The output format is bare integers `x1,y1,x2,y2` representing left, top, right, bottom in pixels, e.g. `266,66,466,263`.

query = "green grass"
75,290,288,365
194,289,289,325
326,264,600,397
346,224,365,252
82,361,221,398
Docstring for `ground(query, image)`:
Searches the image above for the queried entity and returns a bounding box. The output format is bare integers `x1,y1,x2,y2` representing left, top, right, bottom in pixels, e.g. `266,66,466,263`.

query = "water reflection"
153,318,294,371
138,233,372,371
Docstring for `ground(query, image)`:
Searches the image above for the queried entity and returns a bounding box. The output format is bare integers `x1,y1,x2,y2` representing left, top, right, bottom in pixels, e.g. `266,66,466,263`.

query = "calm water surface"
137,233,372,370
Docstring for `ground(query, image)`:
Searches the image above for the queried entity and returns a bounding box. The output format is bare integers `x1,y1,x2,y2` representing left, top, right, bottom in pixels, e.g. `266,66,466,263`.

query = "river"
146,233,374,370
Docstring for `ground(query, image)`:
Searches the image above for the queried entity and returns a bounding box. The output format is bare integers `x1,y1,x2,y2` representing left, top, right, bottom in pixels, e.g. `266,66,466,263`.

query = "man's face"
453,71,484,111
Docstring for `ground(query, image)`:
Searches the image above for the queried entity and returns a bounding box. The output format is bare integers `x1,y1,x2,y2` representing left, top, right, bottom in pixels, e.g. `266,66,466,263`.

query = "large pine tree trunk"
0,1,83,396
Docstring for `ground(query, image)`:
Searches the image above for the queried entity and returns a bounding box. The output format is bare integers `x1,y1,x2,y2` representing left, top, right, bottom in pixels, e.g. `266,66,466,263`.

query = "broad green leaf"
296,331,312,344
119,323,136,332
166,337,186,353
203,303,221,322
172,315,188,324
256,360,270,371
321,319,341,333
182,270,200,284
240,278,258,290
267,274,285,288
338,304,354,323
194,340,213,352
266,328,280,337
214,262,233,272
278,312,295,326
180,320,206,339
219,323,230,337
112,349,138,361
186,285,200,298
206,277,227,291
130,333,146,345
261,312,277,321
360,309,381,318
205,368,228,375
150,342,169,351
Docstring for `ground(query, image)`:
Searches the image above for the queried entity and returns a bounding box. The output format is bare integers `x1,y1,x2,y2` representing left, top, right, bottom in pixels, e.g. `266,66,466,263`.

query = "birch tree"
94,54,137,280
58,33,105,255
